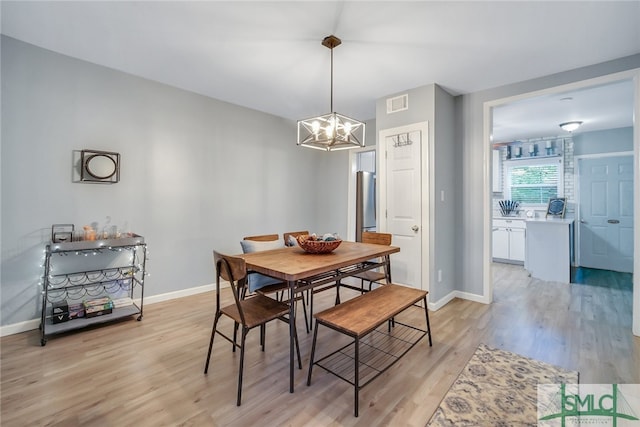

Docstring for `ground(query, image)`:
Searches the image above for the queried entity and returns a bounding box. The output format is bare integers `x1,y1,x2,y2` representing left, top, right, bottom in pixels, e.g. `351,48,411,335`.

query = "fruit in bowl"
296,233,342,254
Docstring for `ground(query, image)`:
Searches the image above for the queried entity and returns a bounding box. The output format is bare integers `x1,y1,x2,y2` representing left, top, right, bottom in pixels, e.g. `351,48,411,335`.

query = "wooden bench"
306,284,432,417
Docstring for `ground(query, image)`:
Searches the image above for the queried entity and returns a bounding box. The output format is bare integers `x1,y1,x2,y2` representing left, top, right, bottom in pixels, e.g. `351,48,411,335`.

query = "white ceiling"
2,1,639,141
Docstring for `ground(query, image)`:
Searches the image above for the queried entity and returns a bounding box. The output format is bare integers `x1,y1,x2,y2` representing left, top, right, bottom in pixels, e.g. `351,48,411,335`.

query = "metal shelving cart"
40,234,147,346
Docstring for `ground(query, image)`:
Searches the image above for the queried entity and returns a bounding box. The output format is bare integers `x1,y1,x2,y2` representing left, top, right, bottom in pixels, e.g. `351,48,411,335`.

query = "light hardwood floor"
1,263,638,426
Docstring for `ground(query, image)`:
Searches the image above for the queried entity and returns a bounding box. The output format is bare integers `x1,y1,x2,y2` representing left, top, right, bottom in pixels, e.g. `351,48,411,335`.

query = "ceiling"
2,1,639,141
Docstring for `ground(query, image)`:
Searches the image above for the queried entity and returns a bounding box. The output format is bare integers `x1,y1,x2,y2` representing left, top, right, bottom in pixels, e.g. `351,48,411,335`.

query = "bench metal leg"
354,336,360,417
423,296,432,346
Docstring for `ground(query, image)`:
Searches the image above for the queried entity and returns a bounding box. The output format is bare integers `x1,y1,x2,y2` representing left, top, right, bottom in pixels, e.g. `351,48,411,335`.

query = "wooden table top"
237,241,399,282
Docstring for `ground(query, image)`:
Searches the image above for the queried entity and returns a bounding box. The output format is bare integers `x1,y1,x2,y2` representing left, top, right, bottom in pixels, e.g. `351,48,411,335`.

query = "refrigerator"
355,171,376,242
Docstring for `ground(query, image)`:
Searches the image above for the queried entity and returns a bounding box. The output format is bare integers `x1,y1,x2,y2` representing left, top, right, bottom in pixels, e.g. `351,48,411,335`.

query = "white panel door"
385,129,423,288
579,155,634,272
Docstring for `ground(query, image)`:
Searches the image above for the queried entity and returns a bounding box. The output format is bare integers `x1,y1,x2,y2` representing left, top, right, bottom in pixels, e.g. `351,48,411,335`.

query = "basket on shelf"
296,235,342,254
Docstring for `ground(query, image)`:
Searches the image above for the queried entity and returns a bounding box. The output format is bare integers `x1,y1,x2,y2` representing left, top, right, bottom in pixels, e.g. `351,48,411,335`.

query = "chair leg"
306,320,320,385
309,291,315,332
233,321,239,352
299,295,310,334
237,327,248,406
292,318,303,370
204,311,221,374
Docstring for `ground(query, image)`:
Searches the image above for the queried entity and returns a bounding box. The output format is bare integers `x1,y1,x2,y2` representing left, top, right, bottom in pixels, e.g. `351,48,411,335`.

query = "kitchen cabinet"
525,217,574,283
492,218,525,263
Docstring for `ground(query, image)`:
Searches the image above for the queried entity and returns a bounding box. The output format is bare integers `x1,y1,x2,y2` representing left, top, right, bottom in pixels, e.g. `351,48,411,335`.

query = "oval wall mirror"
79,150,120,183
85,154,117,179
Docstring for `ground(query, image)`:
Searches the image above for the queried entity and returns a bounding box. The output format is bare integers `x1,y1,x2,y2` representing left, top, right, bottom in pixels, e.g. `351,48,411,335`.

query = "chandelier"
297,35,366,151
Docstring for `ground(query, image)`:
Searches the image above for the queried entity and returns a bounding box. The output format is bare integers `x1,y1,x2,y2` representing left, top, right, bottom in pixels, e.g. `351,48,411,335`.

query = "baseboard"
0,319,42,337
0,282,221,338
428,291,457,311
454,290,490,304
141,283,215,305
428,289,489,311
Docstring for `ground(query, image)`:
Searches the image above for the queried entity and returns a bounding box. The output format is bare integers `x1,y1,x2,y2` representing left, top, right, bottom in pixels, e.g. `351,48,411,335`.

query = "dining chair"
352,231,393,292
241,234,309,333
283,230,309,247
204,250,302,406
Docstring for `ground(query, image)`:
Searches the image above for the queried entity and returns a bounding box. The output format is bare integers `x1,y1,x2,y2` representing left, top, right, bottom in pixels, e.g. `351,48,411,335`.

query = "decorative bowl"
296,235,342,254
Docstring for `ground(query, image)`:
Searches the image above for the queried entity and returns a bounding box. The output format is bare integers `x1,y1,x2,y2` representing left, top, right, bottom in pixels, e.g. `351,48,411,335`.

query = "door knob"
411,225,419,232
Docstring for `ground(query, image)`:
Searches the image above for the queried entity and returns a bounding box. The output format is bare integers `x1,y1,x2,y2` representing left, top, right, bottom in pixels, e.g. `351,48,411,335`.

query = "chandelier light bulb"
326,123,335,138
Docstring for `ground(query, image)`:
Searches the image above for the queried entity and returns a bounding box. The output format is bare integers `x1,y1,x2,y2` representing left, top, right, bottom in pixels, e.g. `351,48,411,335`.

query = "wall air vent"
386,94,408,114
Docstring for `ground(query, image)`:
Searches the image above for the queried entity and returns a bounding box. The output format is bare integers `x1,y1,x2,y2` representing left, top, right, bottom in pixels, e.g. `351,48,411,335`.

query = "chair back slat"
243,234,279,242
213,250,247,324
362,231,392,246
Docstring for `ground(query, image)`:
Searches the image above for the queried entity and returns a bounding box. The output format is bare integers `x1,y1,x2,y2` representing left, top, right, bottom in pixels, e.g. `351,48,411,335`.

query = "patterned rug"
427,344,579,426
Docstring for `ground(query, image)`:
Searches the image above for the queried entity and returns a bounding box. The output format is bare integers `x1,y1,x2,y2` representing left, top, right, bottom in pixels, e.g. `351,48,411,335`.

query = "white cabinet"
492,218,525,263
525,218,574,283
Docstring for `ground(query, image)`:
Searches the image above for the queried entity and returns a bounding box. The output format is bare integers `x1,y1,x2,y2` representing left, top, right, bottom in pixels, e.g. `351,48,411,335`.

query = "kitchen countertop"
525,216,574,224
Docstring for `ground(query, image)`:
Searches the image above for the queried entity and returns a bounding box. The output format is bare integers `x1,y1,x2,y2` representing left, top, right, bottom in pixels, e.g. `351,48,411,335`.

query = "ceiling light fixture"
559,121,583,132
297,35,365,151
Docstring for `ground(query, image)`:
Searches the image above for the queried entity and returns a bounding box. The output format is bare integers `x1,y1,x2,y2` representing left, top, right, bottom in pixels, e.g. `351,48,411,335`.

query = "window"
505,157,563,205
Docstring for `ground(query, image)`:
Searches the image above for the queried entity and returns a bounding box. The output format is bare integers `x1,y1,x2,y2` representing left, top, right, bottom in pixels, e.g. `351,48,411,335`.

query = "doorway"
348,147,376,242
377,122,429,291
484,70,640,336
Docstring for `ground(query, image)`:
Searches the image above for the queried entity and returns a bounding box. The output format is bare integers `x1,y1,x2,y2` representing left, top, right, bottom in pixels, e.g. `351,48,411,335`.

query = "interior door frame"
483,68,640,337
378,122,430,297
574,151,634,268
348,146,377,242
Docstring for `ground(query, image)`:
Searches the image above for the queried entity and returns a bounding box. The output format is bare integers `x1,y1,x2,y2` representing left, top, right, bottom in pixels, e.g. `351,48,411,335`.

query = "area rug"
427,344,579,426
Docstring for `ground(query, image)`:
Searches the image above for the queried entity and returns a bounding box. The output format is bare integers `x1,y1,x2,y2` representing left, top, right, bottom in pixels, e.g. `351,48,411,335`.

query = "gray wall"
0,36,334,326
573,126,633,156
457,54,640,296
433,84,457,301
375,83,457,302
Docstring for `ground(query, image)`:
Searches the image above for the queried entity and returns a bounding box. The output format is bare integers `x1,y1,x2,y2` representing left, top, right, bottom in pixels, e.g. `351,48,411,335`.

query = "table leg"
384,254,392,283
288,279,295,393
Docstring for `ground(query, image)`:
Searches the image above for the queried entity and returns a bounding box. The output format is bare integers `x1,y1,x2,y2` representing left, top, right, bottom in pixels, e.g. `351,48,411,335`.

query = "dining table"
238,240,400,392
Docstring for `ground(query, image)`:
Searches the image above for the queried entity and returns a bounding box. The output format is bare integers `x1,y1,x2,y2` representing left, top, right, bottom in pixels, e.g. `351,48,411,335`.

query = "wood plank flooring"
1,263,638,426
